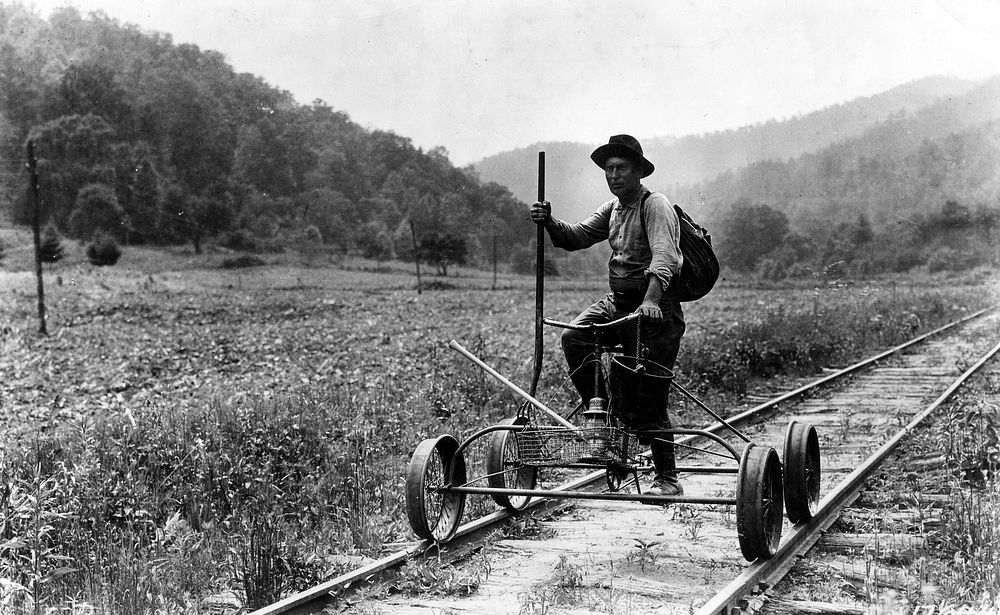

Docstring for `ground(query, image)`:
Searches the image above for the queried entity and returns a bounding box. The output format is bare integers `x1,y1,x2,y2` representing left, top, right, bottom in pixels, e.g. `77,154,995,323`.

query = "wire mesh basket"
515,425,636,466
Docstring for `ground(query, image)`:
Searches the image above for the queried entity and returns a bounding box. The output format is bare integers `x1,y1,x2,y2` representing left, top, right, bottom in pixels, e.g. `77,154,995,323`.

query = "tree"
940,200,972,229
190,194,234,253
357,220,393,260
851,213,874,245
39,225,65,262
233,105,316,197
717,199,790,272
418,233,467,276
57,61,133,131
112,143,161,244
150,73,234,195
973,204,998,241
299,187,351,249
68,183,129,240
21,114,117,227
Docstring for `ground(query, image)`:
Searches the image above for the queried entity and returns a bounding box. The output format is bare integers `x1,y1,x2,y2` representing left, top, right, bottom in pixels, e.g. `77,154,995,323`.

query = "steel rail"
249,471,605,615
445,485,736,505
696,336,1000,615
251,306,994,615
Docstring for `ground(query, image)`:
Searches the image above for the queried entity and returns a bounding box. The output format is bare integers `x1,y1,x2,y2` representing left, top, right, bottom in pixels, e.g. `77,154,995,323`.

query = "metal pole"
448,339,577,431
530,151,545,395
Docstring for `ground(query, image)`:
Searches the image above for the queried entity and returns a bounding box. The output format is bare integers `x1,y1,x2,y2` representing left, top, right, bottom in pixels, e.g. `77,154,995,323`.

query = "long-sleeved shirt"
545,186,683,294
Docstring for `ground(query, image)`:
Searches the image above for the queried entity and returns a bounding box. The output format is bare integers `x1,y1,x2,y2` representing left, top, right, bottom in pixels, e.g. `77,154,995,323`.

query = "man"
530,134,686,496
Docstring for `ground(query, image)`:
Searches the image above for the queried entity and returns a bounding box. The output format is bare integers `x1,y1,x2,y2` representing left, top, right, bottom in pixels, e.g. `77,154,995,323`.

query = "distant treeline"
0,4,532,269
683,116,1000,278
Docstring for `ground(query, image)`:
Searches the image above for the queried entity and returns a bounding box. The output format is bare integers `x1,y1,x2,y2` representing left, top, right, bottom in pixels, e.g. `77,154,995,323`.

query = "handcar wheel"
783,420,821,524
736,444,784,562
605,464,631,491
486,417,537,511
405,434,467,543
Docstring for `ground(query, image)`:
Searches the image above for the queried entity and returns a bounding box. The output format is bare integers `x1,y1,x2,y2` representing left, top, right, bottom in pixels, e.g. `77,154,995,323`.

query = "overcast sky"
20,0,1000,165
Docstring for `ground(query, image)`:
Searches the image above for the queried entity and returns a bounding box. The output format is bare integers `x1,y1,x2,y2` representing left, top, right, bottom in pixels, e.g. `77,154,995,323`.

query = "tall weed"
679,284,975,395
935,399,1000,603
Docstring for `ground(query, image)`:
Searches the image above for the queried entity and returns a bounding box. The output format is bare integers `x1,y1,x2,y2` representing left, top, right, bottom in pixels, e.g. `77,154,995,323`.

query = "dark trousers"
561,291,685,478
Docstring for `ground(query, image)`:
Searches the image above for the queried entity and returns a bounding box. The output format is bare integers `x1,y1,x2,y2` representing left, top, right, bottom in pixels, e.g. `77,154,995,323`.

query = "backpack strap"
638,190,652,240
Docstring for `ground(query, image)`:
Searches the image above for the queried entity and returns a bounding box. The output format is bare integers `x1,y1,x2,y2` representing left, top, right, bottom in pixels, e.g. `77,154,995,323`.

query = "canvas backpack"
640,191,719,302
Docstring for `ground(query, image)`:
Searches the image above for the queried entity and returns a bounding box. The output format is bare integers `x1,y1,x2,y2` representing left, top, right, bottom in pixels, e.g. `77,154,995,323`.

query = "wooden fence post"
26,140,47,336
410,220,422,294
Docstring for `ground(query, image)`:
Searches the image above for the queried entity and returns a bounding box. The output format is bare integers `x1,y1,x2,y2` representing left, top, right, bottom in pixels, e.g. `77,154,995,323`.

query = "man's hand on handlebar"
543,311,640,331
637,300,663,321
530,200,551,225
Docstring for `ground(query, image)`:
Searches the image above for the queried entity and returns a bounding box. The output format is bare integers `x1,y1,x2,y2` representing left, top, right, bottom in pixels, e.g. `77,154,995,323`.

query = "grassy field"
1,231,998,612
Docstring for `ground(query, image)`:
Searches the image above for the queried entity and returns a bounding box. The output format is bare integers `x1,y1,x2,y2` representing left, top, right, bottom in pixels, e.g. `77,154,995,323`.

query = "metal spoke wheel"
736,444,784,561
783,420,821,524
486,417,537,510
406,434,467,543
605,463,631,491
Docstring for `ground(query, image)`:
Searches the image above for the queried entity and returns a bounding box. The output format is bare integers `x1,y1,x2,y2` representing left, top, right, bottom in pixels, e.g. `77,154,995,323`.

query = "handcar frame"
405,312,821,562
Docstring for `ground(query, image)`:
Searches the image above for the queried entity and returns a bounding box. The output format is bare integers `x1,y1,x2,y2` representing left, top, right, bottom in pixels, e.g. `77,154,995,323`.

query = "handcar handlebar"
543,311,641,332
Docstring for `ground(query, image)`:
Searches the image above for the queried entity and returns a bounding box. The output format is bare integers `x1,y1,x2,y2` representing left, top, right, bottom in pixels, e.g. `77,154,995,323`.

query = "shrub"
928,247,958,273
755,257,786,281
357,221,393,260
510,245,559,276
86,232,122,266
39,225,65,263
219,229,263,253
220,255,266,269
301,225,322,245
927,247,983,273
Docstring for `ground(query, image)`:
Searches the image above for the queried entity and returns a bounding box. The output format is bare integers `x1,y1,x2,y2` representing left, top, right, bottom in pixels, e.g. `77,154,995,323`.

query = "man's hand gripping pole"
530,151,545,397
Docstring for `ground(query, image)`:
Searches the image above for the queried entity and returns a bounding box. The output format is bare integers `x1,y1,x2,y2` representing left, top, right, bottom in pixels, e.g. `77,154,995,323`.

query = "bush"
755,257,786,281
927,247,983,273
86,232,122,266
39,225,65,263
357,221,393,260
301,224,322,245
219,229,263,253
220,255,266,269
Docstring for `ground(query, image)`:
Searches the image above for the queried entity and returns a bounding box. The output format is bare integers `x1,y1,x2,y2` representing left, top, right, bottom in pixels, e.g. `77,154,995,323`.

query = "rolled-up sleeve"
642,193,683,291
546,201,613,251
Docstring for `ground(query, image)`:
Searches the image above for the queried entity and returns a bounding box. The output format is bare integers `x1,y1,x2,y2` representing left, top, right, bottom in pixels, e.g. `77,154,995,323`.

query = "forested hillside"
677,77,1000,278
477,75,1000,279
0,4,531,269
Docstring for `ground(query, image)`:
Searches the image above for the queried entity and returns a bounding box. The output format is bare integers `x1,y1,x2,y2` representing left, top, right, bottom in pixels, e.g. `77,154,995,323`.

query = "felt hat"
590,134,654,178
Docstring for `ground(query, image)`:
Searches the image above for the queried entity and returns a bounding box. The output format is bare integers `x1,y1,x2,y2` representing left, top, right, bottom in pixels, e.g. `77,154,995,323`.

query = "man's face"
604,156,641,199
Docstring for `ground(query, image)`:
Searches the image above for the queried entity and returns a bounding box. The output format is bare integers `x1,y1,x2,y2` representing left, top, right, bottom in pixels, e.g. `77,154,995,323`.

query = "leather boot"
647,435,683,496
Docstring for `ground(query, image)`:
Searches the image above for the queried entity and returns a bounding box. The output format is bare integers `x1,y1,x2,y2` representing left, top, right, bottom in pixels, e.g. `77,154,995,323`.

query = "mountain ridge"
472,75,981,223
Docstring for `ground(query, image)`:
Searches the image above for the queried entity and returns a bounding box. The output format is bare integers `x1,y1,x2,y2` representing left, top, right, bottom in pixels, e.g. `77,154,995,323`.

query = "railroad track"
253,306,1000,615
